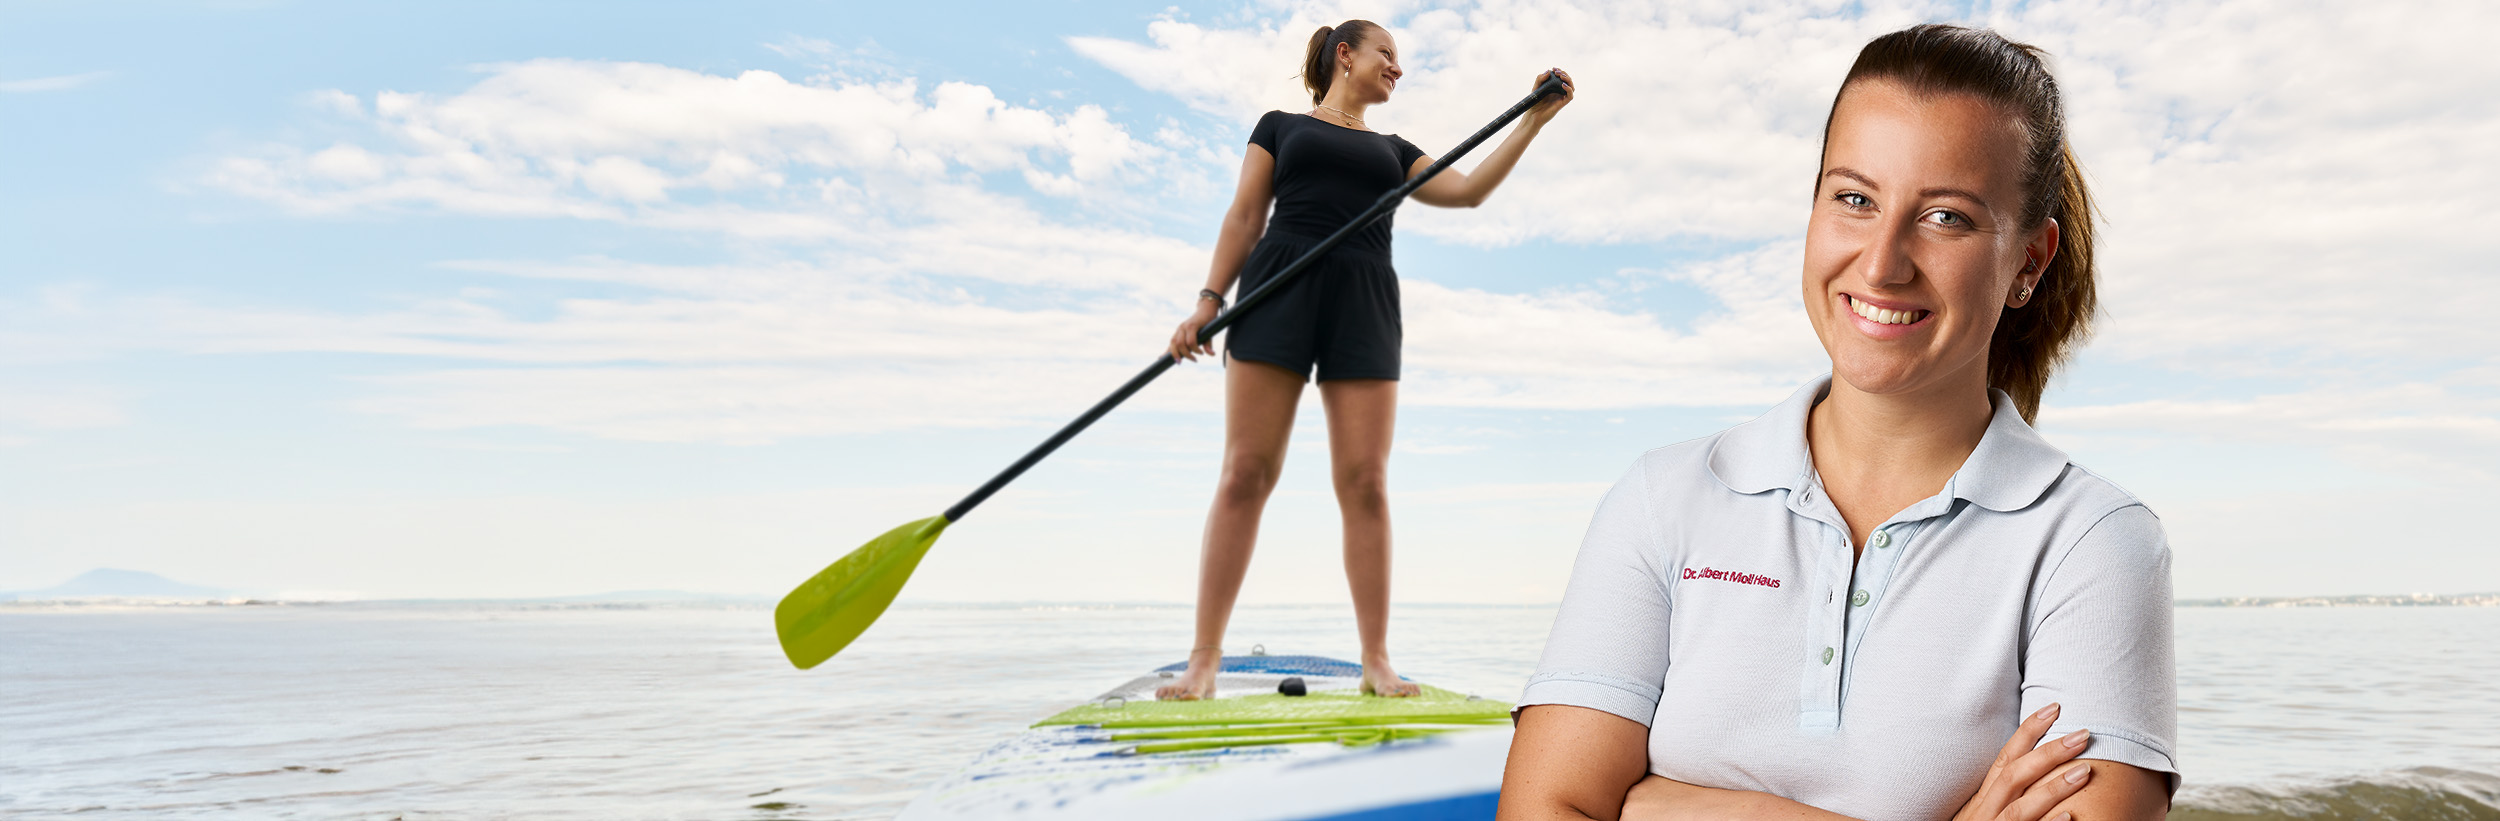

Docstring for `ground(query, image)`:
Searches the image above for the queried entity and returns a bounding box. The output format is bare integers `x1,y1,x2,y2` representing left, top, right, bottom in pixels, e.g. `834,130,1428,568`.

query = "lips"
1847,295,1928,326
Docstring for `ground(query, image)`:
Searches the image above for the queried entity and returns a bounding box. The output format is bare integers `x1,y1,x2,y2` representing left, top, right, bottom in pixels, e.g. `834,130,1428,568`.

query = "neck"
1318,85,1371,121
1806,370,1996,497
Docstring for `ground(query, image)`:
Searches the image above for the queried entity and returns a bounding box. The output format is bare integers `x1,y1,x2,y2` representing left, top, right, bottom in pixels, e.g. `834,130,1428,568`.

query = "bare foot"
1359,655,1421,698
1155,647,1223,701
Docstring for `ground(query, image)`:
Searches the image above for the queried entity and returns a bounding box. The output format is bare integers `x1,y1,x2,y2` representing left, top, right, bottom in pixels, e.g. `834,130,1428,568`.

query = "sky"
3,0,2494,603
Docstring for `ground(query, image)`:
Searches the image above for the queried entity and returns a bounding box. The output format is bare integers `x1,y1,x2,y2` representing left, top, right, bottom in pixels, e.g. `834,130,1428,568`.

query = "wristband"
1199,288,1226,308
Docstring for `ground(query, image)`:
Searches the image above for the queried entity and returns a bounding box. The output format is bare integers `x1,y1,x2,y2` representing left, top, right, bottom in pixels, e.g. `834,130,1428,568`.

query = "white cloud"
0,475,1614,602
1075,0,2500,379
207,59,1179,227
2047,380,2500,485
1075,3,1923,245
1059,0,2500,505
144,0,2497,461
0,384,128,430
1405,240,1824,409
0,71,112,93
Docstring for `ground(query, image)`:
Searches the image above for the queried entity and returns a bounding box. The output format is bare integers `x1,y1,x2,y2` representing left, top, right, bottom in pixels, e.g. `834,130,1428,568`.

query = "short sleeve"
1389,134,1426,172
1248,110,1285,156
1517,458,1674,726
2022,504,2182,792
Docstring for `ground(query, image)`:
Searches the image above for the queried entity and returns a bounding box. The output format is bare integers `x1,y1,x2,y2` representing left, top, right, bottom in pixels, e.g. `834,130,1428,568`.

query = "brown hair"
1824,24,2098,423
1302,20,1385,105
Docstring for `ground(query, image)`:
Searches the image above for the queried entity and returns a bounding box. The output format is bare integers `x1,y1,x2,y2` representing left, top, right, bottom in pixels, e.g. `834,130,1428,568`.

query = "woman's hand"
1529,68,1575,126
1169,300,1220,362
1951,703,2099,821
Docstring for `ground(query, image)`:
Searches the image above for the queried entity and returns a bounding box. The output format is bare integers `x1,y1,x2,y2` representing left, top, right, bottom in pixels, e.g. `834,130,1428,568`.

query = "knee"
1333,464,1388,510
1216,456,1283,503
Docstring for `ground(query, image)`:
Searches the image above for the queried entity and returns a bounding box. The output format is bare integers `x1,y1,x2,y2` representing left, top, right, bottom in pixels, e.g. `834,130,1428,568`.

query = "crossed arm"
1497,704,2169,821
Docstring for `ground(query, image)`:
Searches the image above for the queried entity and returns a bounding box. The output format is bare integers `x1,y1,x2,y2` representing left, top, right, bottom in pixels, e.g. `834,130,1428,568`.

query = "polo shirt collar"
1706,377,1825,495
1707,375,2071,513
1954,387,2072,512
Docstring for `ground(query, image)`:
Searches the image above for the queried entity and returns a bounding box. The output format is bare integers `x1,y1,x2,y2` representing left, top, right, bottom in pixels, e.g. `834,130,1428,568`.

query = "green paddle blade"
774,515,950,669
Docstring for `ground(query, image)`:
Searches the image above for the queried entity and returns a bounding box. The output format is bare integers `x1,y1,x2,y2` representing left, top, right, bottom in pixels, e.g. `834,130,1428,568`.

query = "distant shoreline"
2173,592,2500,607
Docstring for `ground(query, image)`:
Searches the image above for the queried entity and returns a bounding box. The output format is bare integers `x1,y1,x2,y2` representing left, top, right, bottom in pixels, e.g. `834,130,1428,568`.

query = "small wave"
2176,767,2500,820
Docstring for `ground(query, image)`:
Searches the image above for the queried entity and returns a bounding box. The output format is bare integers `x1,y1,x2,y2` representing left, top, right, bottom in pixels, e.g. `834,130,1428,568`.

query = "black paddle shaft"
943,75,1571,523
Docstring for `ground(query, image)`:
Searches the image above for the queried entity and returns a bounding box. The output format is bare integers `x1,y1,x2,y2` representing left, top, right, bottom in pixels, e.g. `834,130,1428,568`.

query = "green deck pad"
1035,684,1513,728
1120,725,1479,755
1100,717,1508,741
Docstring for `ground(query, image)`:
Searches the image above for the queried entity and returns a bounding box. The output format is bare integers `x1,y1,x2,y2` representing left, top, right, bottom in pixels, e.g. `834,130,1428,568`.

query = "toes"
1360,674,1419,697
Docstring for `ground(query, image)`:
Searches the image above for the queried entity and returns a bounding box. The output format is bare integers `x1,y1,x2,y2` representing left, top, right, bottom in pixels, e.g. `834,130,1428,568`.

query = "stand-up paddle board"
896,651,1515,820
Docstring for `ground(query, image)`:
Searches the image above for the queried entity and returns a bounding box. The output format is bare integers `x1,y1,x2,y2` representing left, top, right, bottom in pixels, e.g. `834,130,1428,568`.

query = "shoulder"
2038,464,2170,577
1384,132,1425,157
2052,462,2154,516
1631,435,1719,479
1248,110,1292,137
2041,462,2161,534
1254,110,1300,131
1612,434,1733,508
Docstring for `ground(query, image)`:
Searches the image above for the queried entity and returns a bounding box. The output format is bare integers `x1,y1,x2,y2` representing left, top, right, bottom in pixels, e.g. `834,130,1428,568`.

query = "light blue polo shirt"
1520,376,2179,819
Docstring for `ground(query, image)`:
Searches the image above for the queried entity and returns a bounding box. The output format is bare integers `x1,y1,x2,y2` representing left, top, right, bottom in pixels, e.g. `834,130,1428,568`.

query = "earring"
2018,286,2033,301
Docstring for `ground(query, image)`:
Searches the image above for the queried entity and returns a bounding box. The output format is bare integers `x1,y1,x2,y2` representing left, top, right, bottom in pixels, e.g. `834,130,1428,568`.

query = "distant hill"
548,589,769,603
6,569,232,601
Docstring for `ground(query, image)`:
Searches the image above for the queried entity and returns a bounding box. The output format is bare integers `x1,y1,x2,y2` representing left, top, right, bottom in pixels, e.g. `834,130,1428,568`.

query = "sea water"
2,602,2496,819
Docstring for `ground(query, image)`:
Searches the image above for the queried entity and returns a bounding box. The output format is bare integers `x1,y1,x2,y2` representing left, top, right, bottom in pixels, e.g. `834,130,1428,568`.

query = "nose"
1857,214,1917,289
1387,63,1402,79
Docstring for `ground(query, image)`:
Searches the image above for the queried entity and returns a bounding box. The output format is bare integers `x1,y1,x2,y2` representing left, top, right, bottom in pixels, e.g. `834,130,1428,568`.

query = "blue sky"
5,0,2494,602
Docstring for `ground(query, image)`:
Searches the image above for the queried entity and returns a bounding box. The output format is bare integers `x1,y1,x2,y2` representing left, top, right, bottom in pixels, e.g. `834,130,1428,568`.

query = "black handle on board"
942,74,1572,524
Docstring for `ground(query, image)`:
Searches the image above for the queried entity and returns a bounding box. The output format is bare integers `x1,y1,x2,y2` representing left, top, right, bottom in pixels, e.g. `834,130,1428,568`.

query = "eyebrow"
1822,167,1993,211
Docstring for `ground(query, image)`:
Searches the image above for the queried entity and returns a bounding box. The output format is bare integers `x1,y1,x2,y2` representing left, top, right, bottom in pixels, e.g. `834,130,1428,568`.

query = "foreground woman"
1501,25,2175,820
1157,20,1573,700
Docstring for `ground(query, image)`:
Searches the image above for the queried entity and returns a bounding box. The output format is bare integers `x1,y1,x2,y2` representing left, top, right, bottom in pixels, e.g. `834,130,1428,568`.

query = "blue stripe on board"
1290,790,1500,821
1152,655,1366,678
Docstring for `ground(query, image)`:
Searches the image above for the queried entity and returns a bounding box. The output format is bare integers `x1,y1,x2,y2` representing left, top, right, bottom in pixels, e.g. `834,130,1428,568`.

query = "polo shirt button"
1852,589,1870,607
1871,530,1892,549
1821,647,1835,665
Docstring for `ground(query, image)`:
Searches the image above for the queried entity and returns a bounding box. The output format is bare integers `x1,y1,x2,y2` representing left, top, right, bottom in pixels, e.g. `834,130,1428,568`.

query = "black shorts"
1224,232,1402,382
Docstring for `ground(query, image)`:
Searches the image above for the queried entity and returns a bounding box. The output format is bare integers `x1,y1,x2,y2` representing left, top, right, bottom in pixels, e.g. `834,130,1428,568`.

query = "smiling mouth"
1847,295,1929,326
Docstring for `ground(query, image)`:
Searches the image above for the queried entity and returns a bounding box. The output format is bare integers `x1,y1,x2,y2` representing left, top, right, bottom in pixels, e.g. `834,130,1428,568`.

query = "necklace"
1315,103,1366,129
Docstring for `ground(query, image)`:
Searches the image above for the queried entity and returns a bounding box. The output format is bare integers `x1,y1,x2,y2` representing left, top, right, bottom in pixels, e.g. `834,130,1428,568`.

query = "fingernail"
2031,703,2060,721
2063,729,2091,748
2064,765,2091,784
2052,813,2073,821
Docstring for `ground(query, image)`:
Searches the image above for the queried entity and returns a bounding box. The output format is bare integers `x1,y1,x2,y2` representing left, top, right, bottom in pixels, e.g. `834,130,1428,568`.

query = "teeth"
1850,297,1923,326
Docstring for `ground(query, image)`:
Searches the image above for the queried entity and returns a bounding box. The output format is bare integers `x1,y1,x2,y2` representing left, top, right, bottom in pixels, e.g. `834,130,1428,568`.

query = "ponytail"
1300,20,1384,105
1989,142,2097,424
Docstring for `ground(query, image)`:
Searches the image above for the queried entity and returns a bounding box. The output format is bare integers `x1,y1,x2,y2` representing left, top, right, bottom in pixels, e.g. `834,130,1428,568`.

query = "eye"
1922,209,1970,228
1833,191,1873,210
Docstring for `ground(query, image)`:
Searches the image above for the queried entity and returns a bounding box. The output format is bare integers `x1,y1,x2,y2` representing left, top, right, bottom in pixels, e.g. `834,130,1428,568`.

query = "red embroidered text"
1682,566,1783,589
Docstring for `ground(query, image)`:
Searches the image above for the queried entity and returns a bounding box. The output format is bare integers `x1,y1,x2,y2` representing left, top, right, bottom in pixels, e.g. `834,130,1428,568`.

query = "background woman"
1156,20,1573,700
1499,25,2175,820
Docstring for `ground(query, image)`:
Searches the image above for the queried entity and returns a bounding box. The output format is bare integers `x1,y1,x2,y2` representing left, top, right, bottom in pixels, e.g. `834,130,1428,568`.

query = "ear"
2010,217,2060,307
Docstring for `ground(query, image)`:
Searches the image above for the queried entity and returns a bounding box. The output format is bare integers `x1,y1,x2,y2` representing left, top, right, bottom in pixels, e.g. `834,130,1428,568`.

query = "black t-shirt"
1247,110,1426,255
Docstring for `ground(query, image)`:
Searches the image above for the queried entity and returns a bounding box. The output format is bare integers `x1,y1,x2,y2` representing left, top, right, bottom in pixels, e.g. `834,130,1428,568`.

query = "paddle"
775,73,1574,670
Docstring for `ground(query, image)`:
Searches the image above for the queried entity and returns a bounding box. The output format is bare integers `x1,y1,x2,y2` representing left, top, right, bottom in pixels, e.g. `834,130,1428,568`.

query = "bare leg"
1318,377,1418,697
1157,359,1305,701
